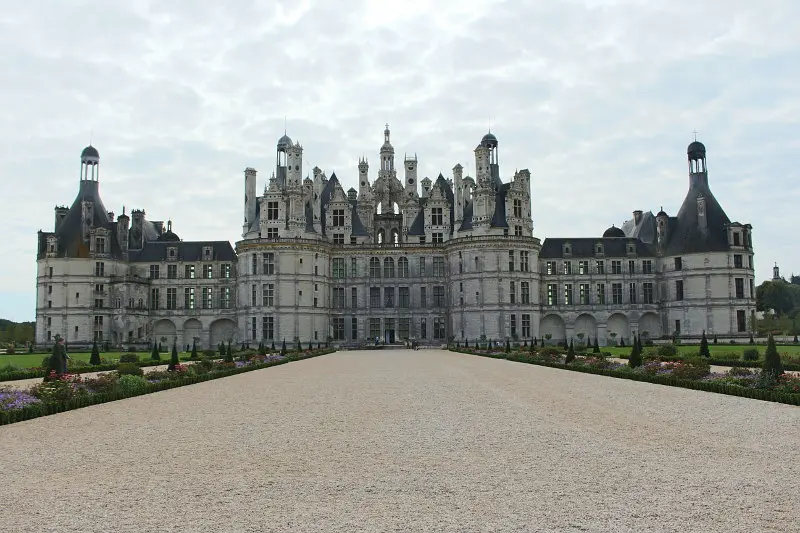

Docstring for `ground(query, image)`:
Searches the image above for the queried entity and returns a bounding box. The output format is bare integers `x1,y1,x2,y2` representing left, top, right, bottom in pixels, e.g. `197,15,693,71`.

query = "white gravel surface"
1,349,798,533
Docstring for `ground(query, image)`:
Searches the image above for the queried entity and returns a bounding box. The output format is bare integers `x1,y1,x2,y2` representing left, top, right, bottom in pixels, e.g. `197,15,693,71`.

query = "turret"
773,263,781,281
117,209,130,254
379,124,395,175
656,207,669,248
453,163,464,226
286,142,303,187
420,177,432,199
130,209,145,249
404,155,418,195
243,167,257,236
358,157,370,195
54,205,69,232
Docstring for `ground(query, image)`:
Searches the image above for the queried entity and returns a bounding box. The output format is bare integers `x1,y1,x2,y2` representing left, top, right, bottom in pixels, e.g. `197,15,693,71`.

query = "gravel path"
1,349,798,532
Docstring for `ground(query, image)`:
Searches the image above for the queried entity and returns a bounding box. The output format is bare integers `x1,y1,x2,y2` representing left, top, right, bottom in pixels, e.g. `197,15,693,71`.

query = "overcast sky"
1,0,797,322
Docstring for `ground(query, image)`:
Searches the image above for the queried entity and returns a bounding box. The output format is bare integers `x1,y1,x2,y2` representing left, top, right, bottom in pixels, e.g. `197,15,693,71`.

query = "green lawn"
601,344,800,359
0,351,195,370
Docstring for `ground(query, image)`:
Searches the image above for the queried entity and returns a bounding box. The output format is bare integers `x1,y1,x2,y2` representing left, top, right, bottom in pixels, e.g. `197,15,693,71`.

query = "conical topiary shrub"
505,339,511,353
628,334,642,368
224,341,234,363
593,337,600,354
151,341,160,361
168,342,179,371
90,340,101,365
191,340,198,360
281,339,286,356
699,330,711,359
762,333,784,376
565,339,575,364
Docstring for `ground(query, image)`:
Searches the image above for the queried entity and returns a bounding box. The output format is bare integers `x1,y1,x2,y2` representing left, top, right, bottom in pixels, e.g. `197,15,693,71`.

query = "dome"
157,230,181,242
657,209,668,218
81,145,99,160
687,140,706,158
602,225,625,238
277,134,293,149
481,132,498,148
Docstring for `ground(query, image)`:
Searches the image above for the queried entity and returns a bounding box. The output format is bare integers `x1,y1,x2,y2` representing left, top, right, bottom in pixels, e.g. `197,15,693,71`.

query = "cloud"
1,0,798,321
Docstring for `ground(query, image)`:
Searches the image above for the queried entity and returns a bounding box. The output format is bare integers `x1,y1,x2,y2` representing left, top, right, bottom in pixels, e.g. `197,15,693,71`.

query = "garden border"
450,349,800,406
0,350,335,426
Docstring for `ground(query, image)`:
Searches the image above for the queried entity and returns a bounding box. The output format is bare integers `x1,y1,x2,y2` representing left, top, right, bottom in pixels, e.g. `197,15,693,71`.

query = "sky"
1,0,798,322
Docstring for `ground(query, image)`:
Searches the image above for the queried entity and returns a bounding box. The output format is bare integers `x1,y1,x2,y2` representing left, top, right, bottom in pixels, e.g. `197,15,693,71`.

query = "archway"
606,313,630,346
153,319,176,346
574,314,597,346
638,312,661,342
183,318,203,350
540,314,566,344
210,318,237,347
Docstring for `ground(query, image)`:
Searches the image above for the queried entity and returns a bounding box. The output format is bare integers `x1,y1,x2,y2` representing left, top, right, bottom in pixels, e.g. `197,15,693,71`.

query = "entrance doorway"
384,329,395,344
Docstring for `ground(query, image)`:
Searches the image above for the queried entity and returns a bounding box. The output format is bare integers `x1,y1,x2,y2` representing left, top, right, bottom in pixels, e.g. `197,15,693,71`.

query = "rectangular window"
612,283,623,304
509,281,516,304
350,257,358,277
150,264,160,279
420,318,427,340
150,288,160,310
167,288,177,310
431,232,442,244
433,317,446,340
433,257,445,277
642,260,652,274
563,260,571,275
251,254,258,274
333,287,345,308
596,283,606,304
521,282,530,304
419,257,426,276
399,287,410,308
203,264,213,279
564,284,573,305
736,310,746,332
514,225,522,236
185,287,196,309
330,233,344,245
219,287,231,309
513,199,522,218
419,236,426,244
596,261,605,274
510,314,517,337
350,236,357,245
267,201,279,220
384,287,395,308
398,258,409,278
185,264,196,279
509,251,515,271
332,317,345,340
433,286,445,307
674,257,683,271
251,284,257,306
628,260,635,274
420,286,427,308
332,209,345,227
629,282,637,304
370,287,381,308
351,317,358,340
95,262,105,276
431,207,443,226
399,318,410,341
643,282,653,304
520,251,529,272
579,283,590,305
546,283,557,306
95,237,106,254
735,278,744,299
263,316,274,340
202,287,213,309
251,317,257,340
750,279,754,298
333,258,345,278
522,314,531,338
611,260,622,275
351,287,358,308
546,261,556,275
167,264,178,279
675,319,681,335
262,283,274,306
266,228,279,239
369,318,381,340
734,254,743,269
579,260,589,275
676,280,684,300
262,253,275,275
370,259,381,278
733,232,741,246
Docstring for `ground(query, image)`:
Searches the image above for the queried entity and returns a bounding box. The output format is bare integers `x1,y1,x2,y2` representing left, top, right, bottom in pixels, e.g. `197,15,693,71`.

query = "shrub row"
452,349,800,406
0,349,334,425
614,353,800,372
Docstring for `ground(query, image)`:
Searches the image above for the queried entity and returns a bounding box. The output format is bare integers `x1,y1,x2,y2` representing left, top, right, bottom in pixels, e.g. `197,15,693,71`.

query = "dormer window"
733,232,741,246
596,243,604,255
563,243,572,256
168,247,177,260
203,246,213,259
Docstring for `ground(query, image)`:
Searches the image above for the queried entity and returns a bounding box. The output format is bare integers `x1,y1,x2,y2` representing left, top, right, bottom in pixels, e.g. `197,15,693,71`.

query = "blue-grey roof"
540,237,656,258
664,172,731,255
129,241,236,262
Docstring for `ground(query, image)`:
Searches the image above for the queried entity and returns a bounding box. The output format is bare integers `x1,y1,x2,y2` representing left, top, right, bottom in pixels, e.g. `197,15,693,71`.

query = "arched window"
384,257,395,278
391,228,399,245
377,202,382,215
377,229,385,245
398,257,409,278
369,257,381,277
393,202,399,214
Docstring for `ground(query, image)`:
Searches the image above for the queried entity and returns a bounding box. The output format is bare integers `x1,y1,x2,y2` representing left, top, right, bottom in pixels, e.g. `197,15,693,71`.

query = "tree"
713,334,718,344
226,342,233,362
565,339,575,364
191,340,198,360
308,340,313,351
763,333,784,376
756,280,800,317
90,341,101,365
44,339,64,381
168,341,179,371
296,339,302,351
464,338,469,348
533,337,538,347
749,333,755,345
699,330,711,359
593,337,600,354
151,341,160,361
281,339,286,356
271,340,276,351
628,334,642,368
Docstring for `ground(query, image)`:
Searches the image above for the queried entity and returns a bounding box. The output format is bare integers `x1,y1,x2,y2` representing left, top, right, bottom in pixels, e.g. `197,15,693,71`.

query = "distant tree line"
756,275,800,335
0,319,35,345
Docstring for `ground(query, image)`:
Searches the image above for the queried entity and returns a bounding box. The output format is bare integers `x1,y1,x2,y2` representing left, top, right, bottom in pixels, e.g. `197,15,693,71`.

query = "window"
351,257,358,277
596,261,605,274
733,232,741,246
734,254,743,269
735,278,744,299
350,236,357,245
675,280,684,300
351,287,358,308
596,283,606,304
263,283,274,306
510,314,517,337
420,318,427,339
399,318,410,341
736,310,746,332
628,260,635,274
369,318,381,340
546,284,557,306
370,257,381,278
642,260,652,274
675,319,681,335
629,283,637,304
521,282,530,304
579,260,589,275
202,287,213,309
185,264,196,279
93,298,102,308
267,201,279,220
266,228,278,239
514,226,522,236
420,286,427,308
643,282,653,304
748,255,753,269
419,236,426,244
674,257,683,271
513,199,522,218
95,262,105,276
251,317,257,340
399,287,410,308
351,317,358,340
384,257,395,278
313,297,318,308
251,254,258,274
433,257,445,277
333,234,344,245
520,251,529,272
546,261,556,275
370,287,381,308
579,283,590,305
398,257,409,278
219,287,231,309
167,288,177,309
431,207,443,225
203,264,213,279
263,253,275,275
563,260,571,275
433,286,445,307
750,279,754,298
332,209,345,227
150,265,160,279
596,244,603,254
332,317,345,340
251,284,257,306
384,287,395,308
522,314,531,338
185,287,196,309
432,232,443,243
263,316,274,340
612,283,623,304
433,317,446,340
49,267,53,277
167,264,178,279
509,251,515,271
509,281,516,304
151,288,160,310
333,258,346,278
95,237,106,254
564,284,573,305
611,261,622,275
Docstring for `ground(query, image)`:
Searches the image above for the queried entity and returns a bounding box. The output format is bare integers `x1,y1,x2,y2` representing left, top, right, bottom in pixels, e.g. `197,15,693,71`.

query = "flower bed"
451,348,800,406
0,350,334,425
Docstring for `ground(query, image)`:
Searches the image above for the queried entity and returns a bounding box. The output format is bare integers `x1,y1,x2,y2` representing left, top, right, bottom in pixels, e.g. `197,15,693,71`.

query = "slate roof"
129,241,236,262
664,173,731,255
51,180,119,258
540,237,656,258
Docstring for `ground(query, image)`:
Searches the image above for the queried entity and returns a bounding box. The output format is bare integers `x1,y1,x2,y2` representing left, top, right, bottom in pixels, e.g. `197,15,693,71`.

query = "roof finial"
90,128,93,146
122,205,125,215
692,129,698,141
284,116,287,135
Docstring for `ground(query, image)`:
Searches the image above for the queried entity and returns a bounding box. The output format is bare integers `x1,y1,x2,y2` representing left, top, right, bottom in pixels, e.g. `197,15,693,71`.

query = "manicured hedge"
614,354,800,372
0,350,334,425
452,349,800,406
